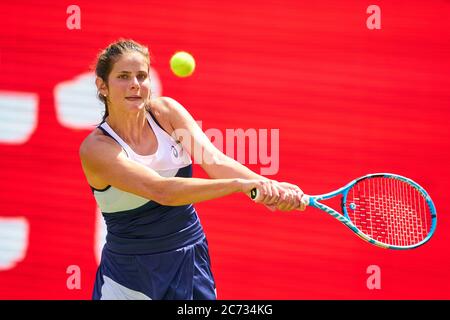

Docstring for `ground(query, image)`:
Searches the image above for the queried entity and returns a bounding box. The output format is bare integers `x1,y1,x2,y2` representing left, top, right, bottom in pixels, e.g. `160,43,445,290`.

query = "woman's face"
104,51,151,114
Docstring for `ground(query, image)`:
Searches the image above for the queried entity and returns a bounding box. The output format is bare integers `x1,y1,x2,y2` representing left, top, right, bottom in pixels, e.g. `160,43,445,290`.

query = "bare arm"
160,97,307,211
160,97,265,181
79,134,261,206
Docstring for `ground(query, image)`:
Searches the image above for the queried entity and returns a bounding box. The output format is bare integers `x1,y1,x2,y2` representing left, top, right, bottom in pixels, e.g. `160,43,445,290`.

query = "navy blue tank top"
92,111,205,255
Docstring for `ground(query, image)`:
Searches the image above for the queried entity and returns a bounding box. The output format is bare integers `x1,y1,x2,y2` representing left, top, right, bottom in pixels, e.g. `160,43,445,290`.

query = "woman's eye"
138,74,147,80
119,74,128,79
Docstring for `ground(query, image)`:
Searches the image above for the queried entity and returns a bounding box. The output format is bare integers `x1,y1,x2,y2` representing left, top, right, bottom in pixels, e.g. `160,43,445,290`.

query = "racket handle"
250,188,259,200
250,188,310,209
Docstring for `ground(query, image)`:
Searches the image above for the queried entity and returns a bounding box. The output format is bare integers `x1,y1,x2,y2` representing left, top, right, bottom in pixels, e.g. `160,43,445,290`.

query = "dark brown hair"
94,39,150,122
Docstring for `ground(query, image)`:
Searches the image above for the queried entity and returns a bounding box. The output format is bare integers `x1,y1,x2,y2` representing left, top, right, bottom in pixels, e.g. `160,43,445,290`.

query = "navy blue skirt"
92,236,216,300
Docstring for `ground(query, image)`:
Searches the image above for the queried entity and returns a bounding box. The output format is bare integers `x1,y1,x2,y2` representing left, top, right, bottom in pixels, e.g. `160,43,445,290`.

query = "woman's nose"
130,77,140,89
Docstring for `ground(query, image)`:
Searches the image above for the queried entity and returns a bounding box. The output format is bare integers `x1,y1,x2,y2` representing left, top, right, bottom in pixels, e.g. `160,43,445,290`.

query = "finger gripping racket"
251,173,437,249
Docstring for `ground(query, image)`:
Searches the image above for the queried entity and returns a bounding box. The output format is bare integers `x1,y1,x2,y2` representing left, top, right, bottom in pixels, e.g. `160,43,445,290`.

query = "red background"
0,0,449,299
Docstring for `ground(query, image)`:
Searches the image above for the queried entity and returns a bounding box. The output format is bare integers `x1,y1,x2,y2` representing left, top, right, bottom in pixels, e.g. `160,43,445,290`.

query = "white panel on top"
0,217,29,271
55,69,163,130
0,91,38,144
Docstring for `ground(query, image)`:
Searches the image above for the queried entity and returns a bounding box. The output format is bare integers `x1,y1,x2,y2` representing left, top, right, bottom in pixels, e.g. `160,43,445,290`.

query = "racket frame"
308,173,437,249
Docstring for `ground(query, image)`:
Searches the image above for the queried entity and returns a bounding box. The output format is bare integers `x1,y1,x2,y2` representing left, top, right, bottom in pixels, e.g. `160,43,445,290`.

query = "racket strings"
347,177,431,246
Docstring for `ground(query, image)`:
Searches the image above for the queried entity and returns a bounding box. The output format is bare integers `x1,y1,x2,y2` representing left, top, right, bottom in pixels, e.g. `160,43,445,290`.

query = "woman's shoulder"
149,96,193,125
149,96,180,115
79,128,121,160
148,96,186,132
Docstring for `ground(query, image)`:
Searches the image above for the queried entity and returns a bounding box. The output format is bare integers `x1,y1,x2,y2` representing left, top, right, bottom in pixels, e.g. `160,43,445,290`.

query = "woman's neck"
106,109,148,146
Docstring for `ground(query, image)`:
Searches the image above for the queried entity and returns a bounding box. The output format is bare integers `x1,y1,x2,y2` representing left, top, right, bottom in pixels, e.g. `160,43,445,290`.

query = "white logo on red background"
0,69,162,269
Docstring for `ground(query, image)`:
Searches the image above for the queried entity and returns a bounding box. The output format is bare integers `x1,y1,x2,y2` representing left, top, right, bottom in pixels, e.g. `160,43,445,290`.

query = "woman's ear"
95,77,108,97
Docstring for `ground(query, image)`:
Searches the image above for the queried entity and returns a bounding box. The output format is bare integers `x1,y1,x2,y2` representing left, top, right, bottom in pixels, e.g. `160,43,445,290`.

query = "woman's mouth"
125,96,142,101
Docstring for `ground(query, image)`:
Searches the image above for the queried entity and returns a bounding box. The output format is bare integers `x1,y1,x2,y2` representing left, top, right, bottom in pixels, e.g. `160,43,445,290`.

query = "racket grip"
251,188,309,211
250,188,259,200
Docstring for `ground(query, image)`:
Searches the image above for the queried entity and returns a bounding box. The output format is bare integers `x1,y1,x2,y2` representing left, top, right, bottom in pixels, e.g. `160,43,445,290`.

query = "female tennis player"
79,39,307,300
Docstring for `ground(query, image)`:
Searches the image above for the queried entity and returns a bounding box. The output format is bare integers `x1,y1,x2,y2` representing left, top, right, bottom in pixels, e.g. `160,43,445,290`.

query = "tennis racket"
250,173,437,249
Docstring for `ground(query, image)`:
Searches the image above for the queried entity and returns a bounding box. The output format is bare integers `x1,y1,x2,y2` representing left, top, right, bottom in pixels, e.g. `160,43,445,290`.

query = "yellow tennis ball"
170,51,196,77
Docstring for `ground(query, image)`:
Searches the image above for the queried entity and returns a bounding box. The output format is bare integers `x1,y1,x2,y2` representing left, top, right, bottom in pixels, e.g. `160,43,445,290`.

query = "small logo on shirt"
171,145,179,158
170,140,186,165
